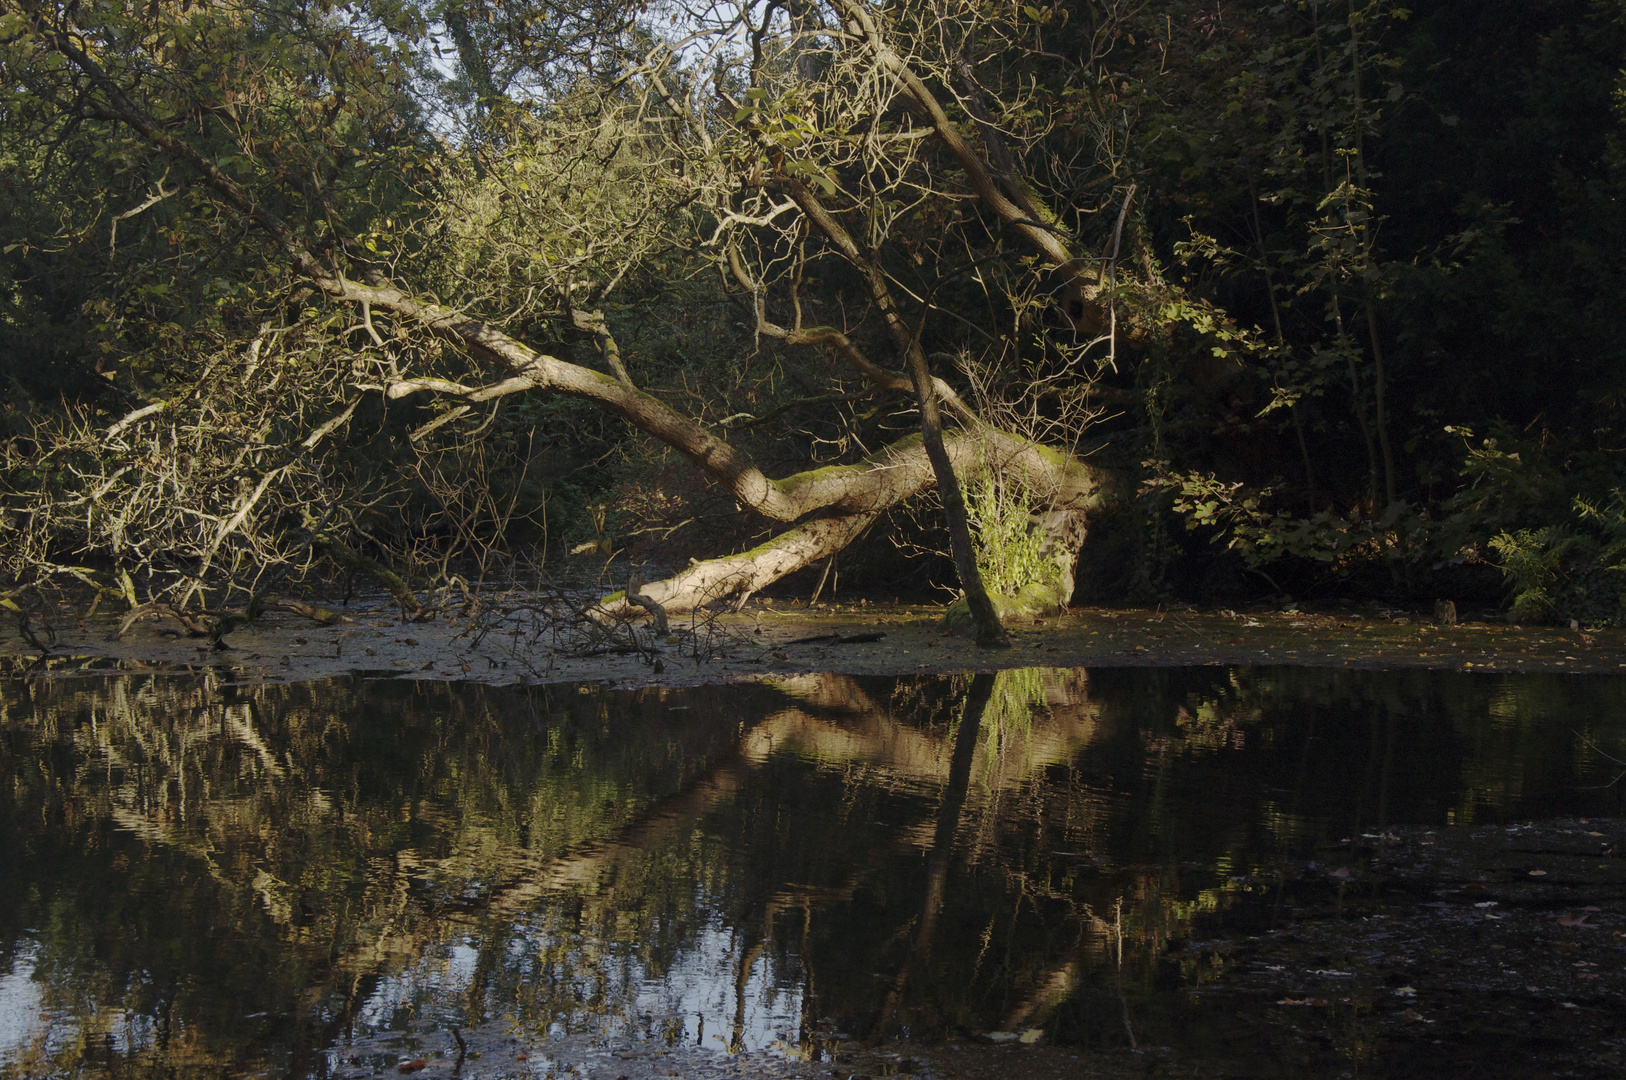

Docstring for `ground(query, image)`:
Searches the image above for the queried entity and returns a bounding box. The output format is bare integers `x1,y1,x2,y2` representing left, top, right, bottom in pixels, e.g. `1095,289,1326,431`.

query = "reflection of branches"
1113,897,1138,1050
872,672,993,1039
1573,729,1626,789
6,666,1285,1067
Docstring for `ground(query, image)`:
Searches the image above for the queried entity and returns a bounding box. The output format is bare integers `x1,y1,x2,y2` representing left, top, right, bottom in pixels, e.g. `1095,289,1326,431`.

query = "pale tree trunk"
603,428,1107,617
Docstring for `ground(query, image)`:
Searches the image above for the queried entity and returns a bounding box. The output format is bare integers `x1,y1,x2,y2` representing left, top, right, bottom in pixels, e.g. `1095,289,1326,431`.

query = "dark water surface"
2,667,1624,1077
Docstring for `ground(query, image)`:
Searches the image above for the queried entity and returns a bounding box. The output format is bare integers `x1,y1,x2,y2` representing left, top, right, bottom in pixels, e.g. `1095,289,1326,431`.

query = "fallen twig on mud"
113,598,354,642
1,593,56,655
783,632,889,646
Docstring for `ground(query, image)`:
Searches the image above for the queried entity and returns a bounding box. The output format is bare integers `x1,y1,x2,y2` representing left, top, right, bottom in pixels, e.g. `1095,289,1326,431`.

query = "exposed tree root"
622,572,670,635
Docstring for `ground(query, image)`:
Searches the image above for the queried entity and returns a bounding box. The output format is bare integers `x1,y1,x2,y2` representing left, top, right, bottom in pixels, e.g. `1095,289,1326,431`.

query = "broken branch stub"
622,573,670,636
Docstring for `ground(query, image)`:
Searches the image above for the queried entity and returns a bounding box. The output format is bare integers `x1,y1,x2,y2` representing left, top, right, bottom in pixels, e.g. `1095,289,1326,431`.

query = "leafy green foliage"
1489,488,1626,627
965,474,1053,597
1092,0,1626,606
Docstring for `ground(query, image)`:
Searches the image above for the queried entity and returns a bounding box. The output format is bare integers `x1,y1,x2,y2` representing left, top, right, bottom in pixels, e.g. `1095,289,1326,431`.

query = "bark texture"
601,428,1110,617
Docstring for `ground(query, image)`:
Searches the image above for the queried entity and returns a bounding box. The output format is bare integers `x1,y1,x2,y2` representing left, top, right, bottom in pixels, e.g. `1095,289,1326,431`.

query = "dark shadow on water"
2,666,1625,1077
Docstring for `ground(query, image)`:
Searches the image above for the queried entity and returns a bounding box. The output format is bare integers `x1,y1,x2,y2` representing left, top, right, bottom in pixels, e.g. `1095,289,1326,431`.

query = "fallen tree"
3,0,1143,639
598,427,1107,617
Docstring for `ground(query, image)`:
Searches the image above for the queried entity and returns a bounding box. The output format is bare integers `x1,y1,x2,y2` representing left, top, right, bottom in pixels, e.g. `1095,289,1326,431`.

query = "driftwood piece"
624,573,670,636
115,602,214,639
266,600,353,626
783,632,887,646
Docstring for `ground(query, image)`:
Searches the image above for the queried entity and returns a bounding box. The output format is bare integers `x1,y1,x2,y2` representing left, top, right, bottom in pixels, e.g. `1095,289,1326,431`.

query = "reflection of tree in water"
2,667,1620,1075
0,674,761,1075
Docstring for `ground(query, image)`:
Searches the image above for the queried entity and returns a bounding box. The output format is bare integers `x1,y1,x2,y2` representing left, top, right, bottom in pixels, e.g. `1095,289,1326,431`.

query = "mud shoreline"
5,598,1625,685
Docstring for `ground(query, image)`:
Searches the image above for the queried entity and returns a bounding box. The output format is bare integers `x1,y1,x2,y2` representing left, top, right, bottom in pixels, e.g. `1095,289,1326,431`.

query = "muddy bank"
4,599,1626,686
322,1026,1148,1080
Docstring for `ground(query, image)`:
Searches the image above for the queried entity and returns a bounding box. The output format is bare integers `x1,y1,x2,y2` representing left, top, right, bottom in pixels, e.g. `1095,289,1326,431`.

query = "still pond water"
2,666,1624,1077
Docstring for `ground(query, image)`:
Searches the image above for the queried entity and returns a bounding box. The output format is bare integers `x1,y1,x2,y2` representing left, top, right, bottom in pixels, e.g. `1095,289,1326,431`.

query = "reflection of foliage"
1170,698,1254,754
0,673,760,1074
978,666,1043,768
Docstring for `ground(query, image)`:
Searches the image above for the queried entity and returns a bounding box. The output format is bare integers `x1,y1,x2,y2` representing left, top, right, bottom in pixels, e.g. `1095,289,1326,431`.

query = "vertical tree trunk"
785,175,1011,647
904,349,1010,648
1333,295,1382,505
1364,292,1398,507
